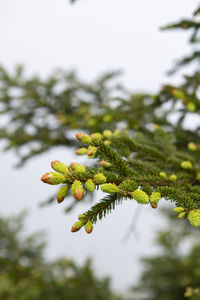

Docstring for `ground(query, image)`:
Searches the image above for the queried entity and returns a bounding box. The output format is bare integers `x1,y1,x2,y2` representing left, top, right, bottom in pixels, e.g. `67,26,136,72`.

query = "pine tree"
1,2,200,234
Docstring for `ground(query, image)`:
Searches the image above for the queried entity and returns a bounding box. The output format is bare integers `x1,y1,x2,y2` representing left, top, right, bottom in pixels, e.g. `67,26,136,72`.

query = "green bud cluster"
159,172,167,179
150,192,161,208
75,147,88,155
41,128,200,234
85,221,93,234
173,206,187,219
103,114,113,123
71,221,84,232
76,133,92,144
71,180,85,201
51,160,69,174
169,174,177,182
74,164,86,173
85,179,96,192
188,210,200,227
71,216,93,234
100,183,120,193
87,146,97,157
103,130,113,139
181,161,193,170
91,132,103,140
188,142,197,151
93,173,107,184
186,102,196,112
178,212,187,219
99,160,111,167
131,189,149,204
173,207,185,213
41,172,66,185
56,185,69,203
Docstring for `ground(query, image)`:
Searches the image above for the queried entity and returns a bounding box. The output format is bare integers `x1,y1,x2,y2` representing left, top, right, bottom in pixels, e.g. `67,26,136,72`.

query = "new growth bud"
74,164,86,173
41,172,66,185
169,174,177,182
103,130,113,139
104,140,111,145
186,102,196,112
113,129,121,136
103,114,112,123
181,161,192,170
188,142,197,151
71,180,85,200
76,133,92,144
75,148,88,155
173,207,185,213
85,179,95,192
159,172,167,179
56,185,69,203
131,189,149,204
99,161,111,167
177,212,186,219
85,221,93,234
100,183,120,193
93,173,107,184
71,221,83,232
91,132,102,140
87,146,97,156
70,162,78,170
188,210,200,227
51,160,68,174
150,192,161,208
78,214,86,221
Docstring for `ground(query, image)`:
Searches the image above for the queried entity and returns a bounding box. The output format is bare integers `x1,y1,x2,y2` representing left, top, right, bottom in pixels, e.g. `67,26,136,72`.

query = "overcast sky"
0,0,199,293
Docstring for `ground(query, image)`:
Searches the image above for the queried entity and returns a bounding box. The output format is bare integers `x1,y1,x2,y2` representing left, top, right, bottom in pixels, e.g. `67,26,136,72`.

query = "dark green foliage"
0,212,125,300
84,194,123,223
131,209,200,300
0,67,124,166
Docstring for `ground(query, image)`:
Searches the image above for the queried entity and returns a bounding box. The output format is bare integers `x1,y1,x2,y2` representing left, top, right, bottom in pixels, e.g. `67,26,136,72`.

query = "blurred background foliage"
132,209,200,300
2,210,200,299
0,212,125,300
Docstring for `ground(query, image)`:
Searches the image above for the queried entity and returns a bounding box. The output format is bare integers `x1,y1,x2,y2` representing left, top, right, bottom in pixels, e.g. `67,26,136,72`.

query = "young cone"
76,133,91,144
169,174,177,182
85,179,95,192
93,173,106,184
188,210,200,227
71,221,83,232
74,164,86,173
51,160,68,174
56,185,69,203
75,148,88,155
41,172,66,185
173,207,185,213
100,183,120,193
85,221,93,234
181,161,193,170
131,189,149,204
150,192,161,209
71,180,85,201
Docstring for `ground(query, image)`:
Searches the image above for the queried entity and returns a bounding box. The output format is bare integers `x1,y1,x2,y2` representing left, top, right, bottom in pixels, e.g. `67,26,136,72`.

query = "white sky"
0,0,199,293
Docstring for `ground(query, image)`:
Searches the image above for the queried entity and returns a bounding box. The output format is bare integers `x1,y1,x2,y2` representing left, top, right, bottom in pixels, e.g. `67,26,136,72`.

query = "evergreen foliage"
0,212,125,300
1,2,200,233
131,209,200,300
